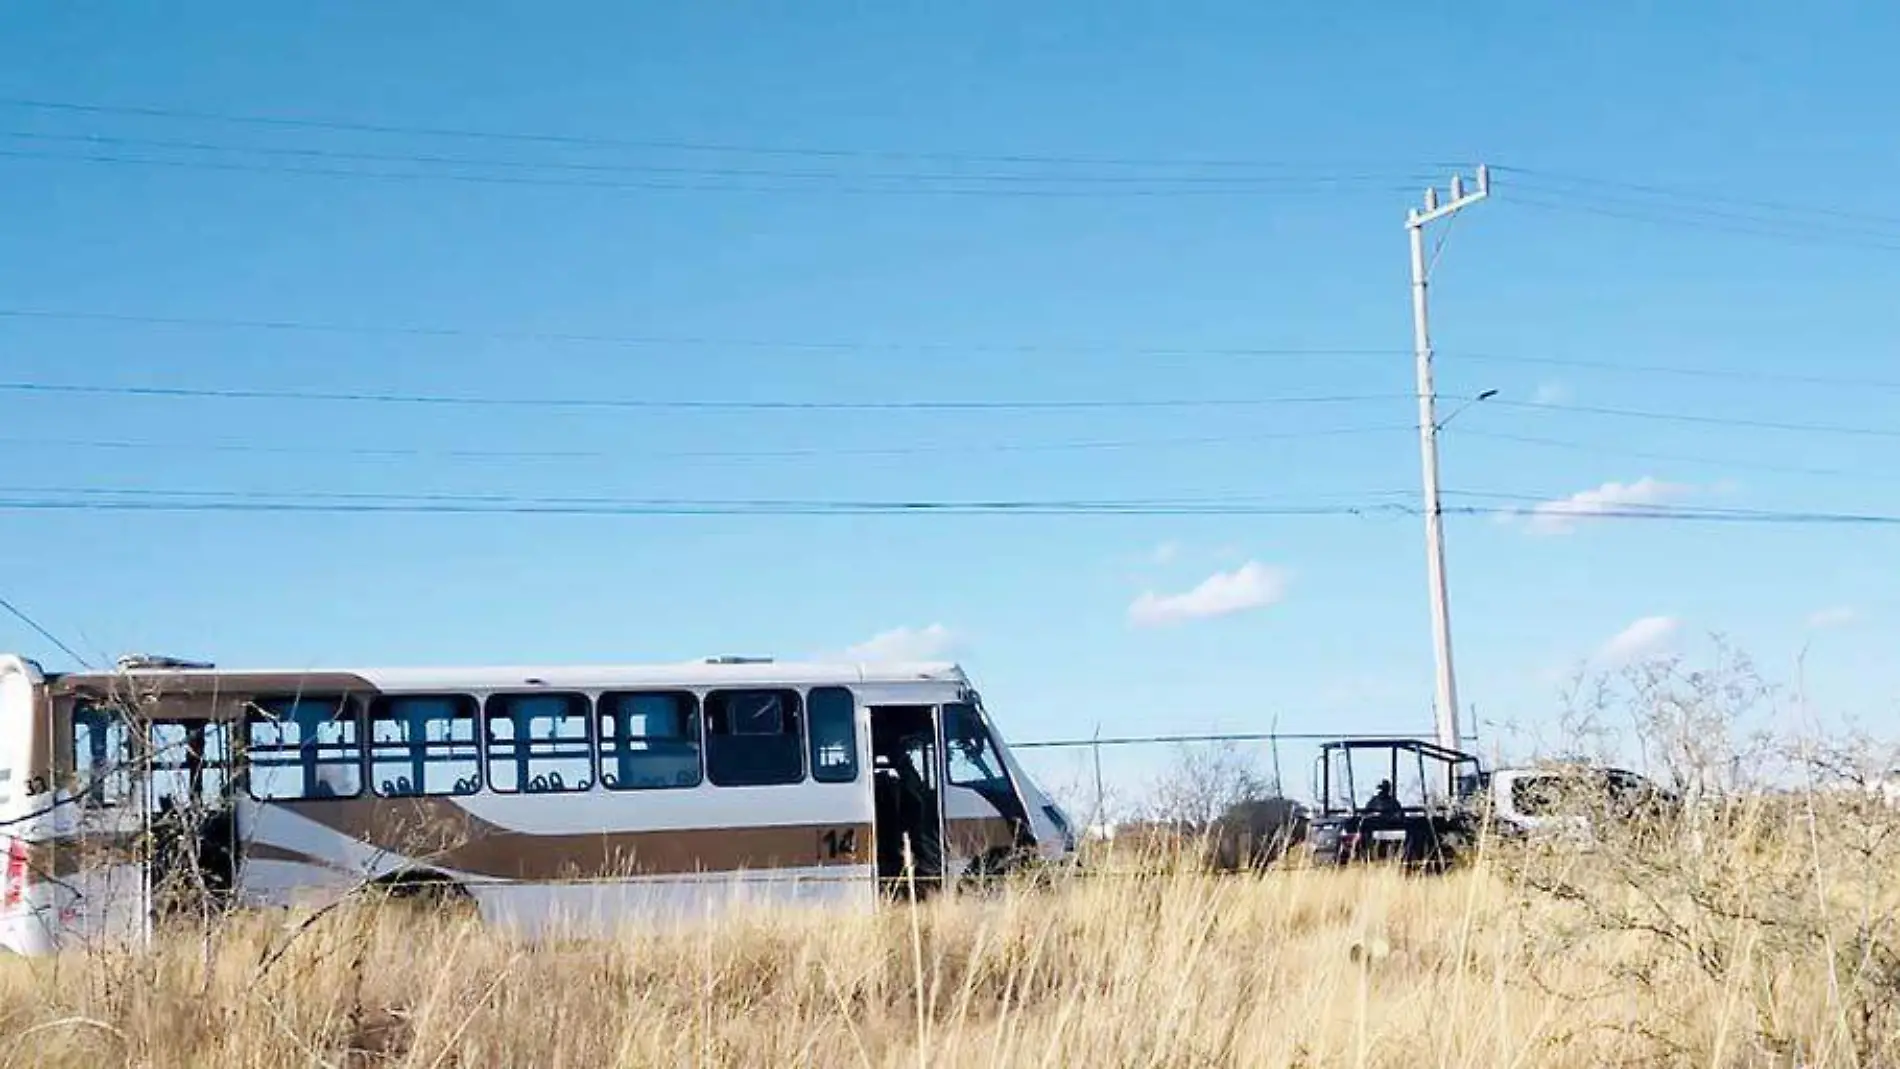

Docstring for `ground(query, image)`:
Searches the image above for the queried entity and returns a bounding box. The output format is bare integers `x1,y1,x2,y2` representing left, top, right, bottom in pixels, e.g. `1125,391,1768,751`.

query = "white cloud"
1128,561,1289,627
845,624,960,662
1533,380,1571,405
1526,476,1694,535
1150,540,1182,565
1596,615,1681,665
1807,606,1862,630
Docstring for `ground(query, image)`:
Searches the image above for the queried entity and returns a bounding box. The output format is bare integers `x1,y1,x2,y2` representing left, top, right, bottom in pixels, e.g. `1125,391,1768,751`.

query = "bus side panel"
50,784,149,950
224,677,924,937
236,776,881,934
53,851,147,949
233,796,417,910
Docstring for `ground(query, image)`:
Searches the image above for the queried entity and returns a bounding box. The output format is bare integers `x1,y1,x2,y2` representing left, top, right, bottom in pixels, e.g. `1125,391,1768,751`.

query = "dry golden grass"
5,784,1900,1069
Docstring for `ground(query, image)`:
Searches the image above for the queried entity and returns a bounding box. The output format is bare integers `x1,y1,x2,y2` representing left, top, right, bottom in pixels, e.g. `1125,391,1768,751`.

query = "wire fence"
1012,730,1428,750
1005,728,1481,831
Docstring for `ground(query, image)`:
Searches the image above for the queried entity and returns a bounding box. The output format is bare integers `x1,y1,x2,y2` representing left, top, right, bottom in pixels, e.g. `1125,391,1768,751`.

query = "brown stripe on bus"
244,841,359,875
276,797,876,880
26,683,55,784
29,818,1017,886
946,816,1017,859
29,834,139,878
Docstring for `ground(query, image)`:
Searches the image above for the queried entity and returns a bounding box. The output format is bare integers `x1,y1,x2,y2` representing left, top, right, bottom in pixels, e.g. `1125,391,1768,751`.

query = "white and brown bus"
0,653,1076,954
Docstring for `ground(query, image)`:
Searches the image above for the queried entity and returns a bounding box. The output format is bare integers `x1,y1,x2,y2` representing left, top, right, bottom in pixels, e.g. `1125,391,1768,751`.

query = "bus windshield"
942,702,1009,792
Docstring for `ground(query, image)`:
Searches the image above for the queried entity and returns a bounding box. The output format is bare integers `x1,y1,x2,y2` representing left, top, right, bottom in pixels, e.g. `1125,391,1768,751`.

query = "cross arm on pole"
1407,164,1492,228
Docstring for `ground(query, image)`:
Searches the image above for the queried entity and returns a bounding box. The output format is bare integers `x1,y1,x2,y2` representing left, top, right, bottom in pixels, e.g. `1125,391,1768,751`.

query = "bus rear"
0,655,53,955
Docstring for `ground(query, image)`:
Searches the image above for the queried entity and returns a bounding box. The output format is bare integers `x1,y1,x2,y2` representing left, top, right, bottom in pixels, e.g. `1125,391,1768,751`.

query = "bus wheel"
962,847,1047,892
372,873,477,923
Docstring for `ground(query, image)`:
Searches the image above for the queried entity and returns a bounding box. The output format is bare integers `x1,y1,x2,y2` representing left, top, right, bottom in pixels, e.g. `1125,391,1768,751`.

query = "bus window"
71,702,134,808
704,689,803,787
149,720,231,809
245,697,362,801
597,692,700,790
807,687,858,784
368,695,480,797
485,693,593,794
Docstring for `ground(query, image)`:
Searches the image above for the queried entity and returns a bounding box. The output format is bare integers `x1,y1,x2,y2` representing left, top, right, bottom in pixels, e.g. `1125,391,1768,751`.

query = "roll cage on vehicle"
1311,737,1484,818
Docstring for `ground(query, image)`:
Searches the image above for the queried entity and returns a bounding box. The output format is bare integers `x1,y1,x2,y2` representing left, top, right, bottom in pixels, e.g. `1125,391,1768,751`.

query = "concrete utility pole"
1407,164,1489,754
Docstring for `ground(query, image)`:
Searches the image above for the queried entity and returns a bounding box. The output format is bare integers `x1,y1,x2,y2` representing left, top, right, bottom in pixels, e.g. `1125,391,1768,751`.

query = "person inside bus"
875,741,939,879
889,746,929,834
1364,779,1403,815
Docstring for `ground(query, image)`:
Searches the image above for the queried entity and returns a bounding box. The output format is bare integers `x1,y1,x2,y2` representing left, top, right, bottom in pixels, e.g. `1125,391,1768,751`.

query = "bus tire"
371,872,477,921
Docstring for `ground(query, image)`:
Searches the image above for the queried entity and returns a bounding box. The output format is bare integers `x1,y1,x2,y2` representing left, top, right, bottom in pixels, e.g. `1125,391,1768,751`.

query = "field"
6,656,1897,1068
5,782,1900,1069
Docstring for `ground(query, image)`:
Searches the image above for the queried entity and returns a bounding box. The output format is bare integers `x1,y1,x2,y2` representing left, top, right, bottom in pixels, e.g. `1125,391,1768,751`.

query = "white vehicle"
1472,763,1673,838
0,653,1076,955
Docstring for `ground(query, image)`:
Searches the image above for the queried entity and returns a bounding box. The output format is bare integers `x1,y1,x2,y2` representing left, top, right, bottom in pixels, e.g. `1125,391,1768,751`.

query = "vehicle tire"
961,845,1044,891
373,873,477,923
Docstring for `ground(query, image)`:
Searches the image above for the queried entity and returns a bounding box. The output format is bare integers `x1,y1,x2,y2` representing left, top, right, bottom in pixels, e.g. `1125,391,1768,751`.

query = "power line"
0,489,1894,527
0,96,1457,172
1443,487,1710,509
1488,398,1900,439
1454,351,1900,394
1013,731,1423,750
0,130,1429,188
1498,165,1900,253
0,424,1413,463
1470,504,1900,527
10,374,1891,440
1452,429,1899,483
1496,165,1900,232
0,379,1412,413
0,495,1413,518
0,593,91,668
9,484,1420,509
1511,186,1900,242
0,307,1405,359
9,307,1899,395
1443,488,1900,527
1506,194,1900,254
0,147,1422,200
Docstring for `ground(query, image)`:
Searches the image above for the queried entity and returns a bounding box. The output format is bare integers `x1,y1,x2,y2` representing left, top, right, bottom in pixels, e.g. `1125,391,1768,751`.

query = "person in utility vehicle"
1364,780,1402,815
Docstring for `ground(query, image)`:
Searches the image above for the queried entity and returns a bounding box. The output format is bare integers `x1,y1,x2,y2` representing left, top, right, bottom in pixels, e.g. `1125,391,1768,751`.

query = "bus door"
60,703,235,938
144,717,237,917
939,701,1034,879
868,705,944,895
64,700,151,942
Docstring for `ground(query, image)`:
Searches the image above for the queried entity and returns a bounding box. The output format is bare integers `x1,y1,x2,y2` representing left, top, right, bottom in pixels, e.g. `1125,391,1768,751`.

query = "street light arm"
1435,389,1499,432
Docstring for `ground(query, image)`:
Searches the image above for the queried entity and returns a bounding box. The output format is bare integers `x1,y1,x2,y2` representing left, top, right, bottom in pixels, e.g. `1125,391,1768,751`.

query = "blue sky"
2,4,1897,801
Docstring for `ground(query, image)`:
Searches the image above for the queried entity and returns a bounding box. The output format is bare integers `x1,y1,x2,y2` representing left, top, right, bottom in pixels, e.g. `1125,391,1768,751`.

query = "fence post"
1091,725,1105,831
1269,714,1283,797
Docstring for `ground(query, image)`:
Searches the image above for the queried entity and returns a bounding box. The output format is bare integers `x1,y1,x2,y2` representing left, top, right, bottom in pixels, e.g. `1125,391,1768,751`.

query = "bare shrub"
1135,741,1305,872
1505,646,1900,1066
1140,741,1274,830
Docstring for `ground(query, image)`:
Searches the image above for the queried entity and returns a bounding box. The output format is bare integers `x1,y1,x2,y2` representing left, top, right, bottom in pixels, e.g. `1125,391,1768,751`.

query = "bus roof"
46,658,970,695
